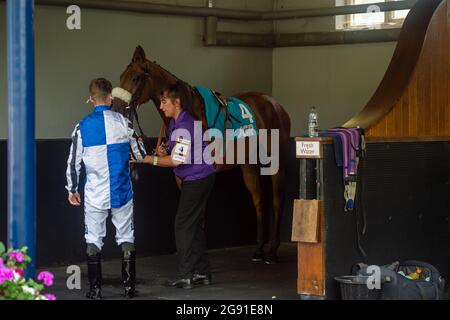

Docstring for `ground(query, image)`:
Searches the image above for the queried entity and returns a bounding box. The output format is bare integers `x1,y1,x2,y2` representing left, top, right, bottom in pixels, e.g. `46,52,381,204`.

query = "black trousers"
175,173,215,278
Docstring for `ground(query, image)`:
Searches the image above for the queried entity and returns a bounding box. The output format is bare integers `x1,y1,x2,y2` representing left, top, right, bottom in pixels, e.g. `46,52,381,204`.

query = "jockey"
65,78,146,299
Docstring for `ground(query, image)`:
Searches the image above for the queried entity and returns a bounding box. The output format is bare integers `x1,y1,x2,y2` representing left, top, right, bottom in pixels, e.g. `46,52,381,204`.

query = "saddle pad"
319,127,363,179
194,85,258,139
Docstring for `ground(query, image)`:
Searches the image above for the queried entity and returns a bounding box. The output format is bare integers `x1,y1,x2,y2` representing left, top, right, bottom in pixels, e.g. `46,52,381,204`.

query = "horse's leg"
265,168,286,264
265,125,289,264
240,164,265,261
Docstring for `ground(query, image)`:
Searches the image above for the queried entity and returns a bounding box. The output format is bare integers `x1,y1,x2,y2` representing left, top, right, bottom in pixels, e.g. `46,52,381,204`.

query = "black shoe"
252,251,265,262
192,273,212,285
85,287,102,300
122,250,136,299
86,253,102,300
264,253,278,265
165,277,194,289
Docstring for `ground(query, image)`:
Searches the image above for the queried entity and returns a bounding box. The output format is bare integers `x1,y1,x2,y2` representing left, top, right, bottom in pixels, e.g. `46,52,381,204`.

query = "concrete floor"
41,243,299,300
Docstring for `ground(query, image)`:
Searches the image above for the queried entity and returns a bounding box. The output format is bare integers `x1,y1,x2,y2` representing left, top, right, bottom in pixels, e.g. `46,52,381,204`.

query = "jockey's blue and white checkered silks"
65,105,146,209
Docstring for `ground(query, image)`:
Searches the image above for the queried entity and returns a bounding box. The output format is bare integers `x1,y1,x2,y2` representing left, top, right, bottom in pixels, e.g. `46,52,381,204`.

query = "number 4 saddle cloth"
194,85,259,139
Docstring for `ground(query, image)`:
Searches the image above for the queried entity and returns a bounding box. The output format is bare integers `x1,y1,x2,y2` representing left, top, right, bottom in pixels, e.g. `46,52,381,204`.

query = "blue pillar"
7,0,36,278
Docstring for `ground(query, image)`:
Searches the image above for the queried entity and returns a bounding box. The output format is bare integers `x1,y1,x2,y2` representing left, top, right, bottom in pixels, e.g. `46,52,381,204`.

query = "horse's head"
114,46,154,117
117,46,179,127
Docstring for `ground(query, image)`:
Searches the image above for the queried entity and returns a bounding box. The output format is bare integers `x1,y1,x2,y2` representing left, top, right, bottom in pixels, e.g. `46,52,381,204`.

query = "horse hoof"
251,252,265,262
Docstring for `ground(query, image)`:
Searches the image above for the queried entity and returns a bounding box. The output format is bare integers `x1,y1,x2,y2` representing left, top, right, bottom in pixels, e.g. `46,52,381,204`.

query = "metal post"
7,0,36,278
204,16,218,46
316,158,324,200
299,159,307,199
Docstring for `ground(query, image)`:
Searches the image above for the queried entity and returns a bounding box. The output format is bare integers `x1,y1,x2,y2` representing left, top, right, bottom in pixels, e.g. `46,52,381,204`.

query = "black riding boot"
122,250,136,299
86,253,102,300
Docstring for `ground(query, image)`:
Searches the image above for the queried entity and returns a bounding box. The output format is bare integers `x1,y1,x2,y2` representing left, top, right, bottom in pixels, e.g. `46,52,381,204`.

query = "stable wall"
0,138,300,267
0,1,402,139
0,0,273,139
0,1,413,269
272,0,398,136
318,141,449,299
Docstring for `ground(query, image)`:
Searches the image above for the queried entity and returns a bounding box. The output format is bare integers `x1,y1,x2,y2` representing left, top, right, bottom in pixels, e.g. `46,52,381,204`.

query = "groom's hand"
130,155,153,164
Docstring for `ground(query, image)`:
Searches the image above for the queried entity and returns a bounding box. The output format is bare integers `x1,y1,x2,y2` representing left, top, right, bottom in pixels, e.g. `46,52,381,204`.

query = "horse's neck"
150,62,206,126
149,63,177,102
191,91,206,123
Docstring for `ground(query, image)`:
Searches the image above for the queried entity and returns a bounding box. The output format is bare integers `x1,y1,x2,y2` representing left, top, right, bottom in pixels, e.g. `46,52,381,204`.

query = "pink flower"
37,271,54,287
8,251,25,263
0,258,4,268
44,294,56,300
15,268,24,276
0,267,14,284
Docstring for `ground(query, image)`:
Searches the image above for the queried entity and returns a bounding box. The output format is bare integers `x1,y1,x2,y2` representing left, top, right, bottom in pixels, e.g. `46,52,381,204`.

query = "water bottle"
308,106,319,137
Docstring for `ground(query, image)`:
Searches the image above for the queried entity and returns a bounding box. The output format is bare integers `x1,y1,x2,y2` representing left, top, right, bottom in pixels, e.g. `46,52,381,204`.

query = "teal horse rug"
194,85,259,139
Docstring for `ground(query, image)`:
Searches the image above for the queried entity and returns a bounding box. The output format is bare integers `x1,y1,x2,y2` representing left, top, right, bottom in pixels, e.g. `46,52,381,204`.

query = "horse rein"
126,67,169,154
125,68,151,138
126,64,205,155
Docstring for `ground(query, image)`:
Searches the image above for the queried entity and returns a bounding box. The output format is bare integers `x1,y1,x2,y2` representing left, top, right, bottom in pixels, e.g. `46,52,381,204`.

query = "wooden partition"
295,0,450,299
344,0,450,139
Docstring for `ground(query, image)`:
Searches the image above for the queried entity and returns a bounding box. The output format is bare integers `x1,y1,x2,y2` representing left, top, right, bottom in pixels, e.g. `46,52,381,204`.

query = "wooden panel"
297,203,325,296
345,0,450,139
446,1,450,134
365,136,450,143
294,137,333,143
291,200,321,243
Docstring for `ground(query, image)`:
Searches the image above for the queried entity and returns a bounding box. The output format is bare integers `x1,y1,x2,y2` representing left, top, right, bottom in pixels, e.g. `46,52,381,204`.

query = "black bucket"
335,275,382,300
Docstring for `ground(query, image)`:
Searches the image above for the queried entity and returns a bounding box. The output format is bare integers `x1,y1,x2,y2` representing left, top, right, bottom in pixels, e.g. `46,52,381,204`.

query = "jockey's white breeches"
84,199,135,250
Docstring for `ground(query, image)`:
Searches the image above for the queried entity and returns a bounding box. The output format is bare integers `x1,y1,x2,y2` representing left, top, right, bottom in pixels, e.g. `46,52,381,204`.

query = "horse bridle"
125,68,151,137
129,68,151,108
125,63,201,154
126,66,169,153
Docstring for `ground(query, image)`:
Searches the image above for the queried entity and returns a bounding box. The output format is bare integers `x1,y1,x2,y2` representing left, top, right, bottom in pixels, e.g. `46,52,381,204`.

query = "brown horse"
118,46,291,263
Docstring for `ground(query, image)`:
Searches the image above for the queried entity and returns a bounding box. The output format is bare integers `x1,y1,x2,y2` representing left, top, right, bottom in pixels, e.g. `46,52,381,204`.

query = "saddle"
194,85,258,139
209,90,233,130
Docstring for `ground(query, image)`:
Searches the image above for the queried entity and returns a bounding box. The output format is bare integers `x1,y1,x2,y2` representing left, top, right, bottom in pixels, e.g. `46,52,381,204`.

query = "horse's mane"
149,60,181,84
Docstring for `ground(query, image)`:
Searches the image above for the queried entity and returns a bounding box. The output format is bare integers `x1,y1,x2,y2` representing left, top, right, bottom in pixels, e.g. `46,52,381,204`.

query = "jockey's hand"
68,192,81,206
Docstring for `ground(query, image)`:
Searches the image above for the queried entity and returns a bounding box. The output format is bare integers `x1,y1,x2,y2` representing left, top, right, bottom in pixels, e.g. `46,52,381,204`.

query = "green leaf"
0,242,5,255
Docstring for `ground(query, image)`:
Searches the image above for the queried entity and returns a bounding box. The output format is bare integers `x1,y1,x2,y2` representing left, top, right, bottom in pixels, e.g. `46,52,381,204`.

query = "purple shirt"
168,111,215,181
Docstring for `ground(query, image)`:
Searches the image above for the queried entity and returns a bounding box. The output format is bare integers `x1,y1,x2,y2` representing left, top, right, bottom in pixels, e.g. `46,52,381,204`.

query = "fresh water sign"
296,140,322,158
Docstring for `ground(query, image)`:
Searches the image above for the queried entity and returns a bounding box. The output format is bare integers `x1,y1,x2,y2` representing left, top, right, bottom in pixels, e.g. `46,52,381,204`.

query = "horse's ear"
132,45,146,62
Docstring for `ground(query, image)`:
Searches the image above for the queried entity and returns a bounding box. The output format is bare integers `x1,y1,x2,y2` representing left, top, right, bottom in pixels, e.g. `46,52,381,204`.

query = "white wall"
0,1,273,139
273,43,396,135
0,0,399,138
272,0,397,136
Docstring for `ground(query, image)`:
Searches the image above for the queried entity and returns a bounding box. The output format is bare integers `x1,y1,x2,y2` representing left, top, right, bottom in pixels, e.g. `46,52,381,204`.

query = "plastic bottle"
308,106,319,137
